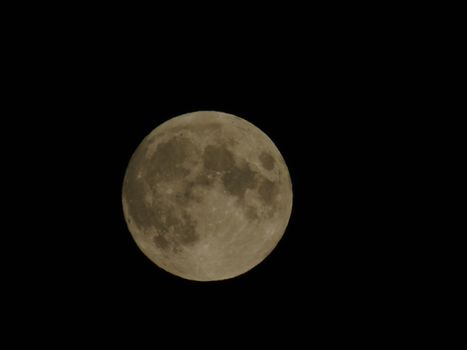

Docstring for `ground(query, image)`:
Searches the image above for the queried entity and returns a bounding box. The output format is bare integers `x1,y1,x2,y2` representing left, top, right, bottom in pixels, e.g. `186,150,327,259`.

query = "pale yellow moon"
122,111,293,281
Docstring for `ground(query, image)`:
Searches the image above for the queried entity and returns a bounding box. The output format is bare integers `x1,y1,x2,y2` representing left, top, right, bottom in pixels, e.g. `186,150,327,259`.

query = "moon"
122,111,293,281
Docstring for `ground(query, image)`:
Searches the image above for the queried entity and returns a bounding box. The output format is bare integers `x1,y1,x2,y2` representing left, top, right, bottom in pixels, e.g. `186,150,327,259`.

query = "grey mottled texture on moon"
122,111,293,281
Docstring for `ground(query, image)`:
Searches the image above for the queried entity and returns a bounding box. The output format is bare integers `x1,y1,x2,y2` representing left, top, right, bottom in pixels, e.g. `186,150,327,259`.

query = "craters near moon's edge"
259,151,275,171
124,135,203,255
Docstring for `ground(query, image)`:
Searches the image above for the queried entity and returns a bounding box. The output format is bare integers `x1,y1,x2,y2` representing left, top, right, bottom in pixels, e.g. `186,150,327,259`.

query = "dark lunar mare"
259,151,275,170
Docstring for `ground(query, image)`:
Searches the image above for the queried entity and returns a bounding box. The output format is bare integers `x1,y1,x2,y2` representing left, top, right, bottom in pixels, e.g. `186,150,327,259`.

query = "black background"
27,67,397,340
6,11,421,344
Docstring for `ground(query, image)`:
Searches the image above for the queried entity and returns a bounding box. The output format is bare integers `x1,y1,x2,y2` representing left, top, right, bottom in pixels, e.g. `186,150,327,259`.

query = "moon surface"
122,111,293,281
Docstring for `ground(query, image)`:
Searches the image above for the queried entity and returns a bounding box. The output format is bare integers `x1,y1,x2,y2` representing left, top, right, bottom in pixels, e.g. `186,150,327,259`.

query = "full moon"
122,111,293,281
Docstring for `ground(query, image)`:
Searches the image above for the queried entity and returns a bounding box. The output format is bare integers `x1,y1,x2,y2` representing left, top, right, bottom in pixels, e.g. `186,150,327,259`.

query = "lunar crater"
259,152,275,171
166,121,223,139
